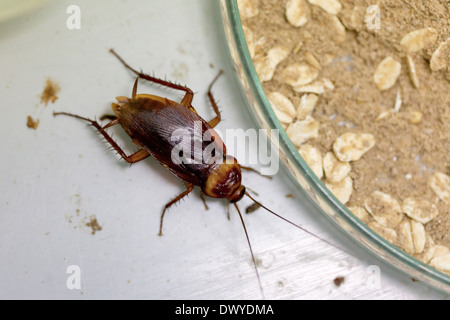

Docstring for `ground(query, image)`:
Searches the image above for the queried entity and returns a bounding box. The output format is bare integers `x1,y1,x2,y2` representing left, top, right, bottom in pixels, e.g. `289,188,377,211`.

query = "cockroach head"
228,185,246,203
202,156,245,203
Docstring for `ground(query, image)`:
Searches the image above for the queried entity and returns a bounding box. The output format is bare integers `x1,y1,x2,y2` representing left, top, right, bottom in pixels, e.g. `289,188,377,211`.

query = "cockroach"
54,49,349,298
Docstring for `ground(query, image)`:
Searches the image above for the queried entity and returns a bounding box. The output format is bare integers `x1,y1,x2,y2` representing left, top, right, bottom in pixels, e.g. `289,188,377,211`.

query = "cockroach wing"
120,97,226,186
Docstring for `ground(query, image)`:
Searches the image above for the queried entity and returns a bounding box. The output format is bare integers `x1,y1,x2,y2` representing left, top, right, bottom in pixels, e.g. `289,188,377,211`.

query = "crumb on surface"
27,116,39,130
333,276,345,287
86,216,102,235
40,78,60,106
246,203,262,214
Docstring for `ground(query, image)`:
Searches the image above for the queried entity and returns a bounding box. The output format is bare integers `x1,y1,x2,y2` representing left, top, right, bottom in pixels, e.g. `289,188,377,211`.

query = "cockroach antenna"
233,202,266,299
245,192,355,258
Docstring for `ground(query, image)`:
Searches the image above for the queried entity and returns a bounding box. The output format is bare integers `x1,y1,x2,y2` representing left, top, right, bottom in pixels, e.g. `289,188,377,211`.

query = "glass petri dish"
220,0,450,293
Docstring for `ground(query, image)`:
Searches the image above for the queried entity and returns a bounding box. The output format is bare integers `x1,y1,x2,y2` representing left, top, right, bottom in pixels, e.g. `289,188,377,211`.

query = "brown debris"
40,78,60,106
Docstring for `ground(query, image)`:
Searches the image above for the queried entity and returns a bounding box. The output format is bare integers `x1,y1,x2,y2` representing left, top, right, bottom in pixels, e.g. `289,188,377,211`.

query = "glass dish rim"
221,0,450,293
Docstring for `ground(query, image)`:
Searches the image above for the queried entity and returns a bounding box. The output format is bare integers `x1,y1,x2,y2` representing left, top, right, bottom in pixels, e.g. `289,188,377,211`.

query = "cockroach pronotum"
54,49,350,298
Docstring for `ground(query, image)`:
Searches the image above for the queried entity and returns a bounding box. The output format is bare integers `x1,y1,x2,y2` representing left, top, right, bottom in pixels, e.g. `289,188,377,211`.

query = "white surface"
0,0,448,300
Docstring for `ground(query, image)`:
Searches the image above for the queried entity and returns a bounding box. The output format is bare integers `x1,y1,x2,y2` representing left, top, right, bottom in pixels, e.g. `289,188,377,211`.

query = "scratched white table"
0,0,448,300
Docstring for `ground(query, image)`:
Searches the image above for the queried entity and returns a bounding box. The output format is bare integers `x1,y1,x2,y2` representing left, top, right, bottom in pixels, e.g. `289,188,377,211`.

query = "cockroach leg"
99,114,117,122
159,183,194,236
124,149,151,163
239,165,273,180
131,76,139,99
206,70,224,128
109,49,194,107
199,192,209,211
53,112,150,164
102,118,120,130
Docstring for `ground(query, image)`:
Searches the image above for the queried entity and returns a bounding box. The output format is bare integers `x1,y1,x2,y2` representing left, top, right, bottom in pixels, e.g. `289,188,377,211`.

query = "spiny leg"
109,49,194,107
53,112,150,164
98,115,120,130
159,183,194,236
207,70,224,128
